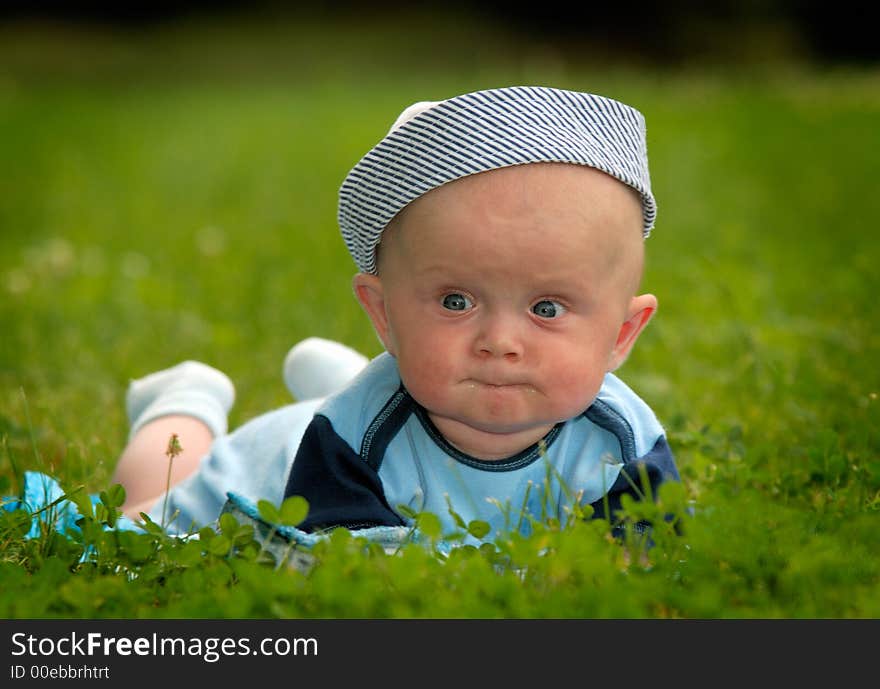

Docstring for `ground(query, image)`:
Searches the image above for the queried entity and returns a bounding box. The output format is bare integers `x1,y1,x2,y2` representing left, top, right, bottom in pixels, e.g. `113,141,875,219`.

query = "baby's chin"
410,381,590,437
428,407,561,452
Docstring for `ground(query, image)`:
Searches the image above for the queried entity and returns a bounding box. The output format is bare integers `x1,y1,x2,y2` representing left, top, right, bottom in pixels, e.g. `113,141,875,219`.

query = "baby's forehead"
384,162,644,269
445,162,630,193
407,163,643,224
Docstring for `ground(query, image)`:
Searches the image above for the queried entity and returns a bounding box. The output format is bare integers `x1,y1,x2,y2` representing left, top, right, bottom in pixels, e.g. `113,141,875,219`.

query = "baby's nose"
474,314,524,361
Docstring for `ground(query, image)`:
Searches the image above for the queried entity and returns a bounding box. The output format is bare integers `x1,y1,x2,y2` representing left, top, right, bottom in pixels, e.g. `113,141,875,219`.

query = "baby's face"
355,163,654,460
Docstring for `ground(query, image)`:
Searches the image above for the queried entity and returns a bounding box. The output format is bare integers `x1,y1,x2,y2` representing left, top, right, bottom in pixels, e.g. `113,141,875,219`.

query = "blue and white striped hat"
339,86,656,275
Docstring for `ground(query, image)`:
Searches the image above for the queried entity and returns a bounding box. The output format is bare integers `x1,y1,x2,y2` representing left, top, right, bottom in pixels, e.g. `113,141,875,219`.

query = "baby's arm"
589,435,681,537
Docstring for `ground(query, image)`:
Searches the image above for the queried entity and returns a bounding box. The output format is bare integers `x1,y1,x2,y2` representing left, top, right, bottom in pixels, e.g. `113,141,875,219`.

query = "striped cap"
339,86,655,275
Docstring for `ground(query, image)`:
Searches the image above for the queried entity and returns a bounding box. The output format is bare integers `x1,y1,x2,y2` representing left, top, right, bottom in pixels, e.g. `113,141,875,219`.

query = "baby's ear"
352,273,395,354
608,294,657,371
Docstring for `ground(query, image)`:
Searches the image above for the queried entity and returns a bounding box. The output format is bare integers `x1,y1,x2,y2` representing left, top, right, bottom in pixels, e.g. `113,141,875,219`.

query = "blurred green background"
1,3,879,614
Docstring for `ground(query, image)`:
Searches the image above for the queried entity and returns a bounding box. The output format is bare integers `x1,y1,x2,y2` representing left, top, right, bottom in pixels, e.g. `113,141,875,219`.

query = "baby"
112,86,681,541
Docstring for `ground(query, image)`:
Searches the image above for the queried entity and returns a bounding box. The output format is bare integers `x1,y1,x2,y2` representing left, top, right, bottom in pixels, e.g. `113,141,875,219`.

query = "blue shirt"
284,353,678,540
153,353,679,541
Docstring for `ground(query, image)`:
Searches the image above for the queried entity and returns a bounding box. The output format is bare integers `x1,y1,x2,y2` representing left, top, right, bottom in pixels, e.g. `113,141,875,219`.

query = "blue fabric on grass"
1,470,141,538
1,471,449,556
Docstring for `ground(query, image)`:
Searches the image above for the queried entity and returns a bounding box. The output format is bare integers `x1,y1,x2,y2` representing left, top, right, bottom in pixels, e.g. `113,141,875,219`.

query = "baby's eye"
531,299,567,319
441,293,473,311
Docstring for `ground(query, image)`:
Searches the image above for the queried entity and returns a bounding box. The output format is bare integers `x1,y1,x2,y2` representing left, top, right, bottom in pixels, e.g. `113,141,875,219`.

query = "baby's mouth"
465,378,534,392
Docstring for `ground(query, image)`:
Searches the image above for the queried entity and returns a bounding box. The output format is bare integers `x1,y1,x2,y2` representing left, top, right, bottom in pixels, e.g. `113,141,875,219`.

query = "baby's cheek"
411,342,456,379
552,366,603,412
399,357,449,401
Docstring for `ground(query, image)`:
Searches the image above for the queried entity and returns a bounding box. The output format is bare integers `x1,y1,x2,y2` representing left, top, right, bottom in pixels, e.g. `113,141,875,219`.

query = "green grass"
1,13,879,618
